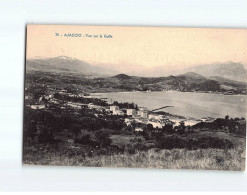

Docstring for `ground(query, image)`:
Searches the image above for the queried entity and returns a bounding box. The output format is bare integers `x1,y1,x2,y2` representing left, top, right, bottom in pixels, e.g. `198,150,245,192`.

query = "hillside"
93,73,247,94
136,62,247,83
209,76,247,90
25,56,247,94
188,62,247,82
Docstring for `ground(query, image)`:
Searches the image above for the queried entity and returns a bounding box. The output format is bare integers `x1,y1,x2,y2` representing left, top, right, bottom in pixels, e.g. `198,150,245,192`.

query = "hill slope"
136,62,247,83
188,62,247,82
93,72,247,94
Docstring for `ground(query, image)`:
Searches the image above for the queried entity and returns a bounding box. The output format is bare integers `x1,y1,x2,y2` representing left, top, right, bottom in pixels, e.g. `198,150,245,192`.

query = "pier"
151,106,174,112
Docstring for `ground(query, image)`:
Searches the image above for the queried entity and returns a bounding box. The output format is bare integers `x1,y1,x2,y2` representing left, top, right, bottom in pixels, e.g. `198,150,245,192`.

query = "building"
115,110,124,115
50,99,59,104
138,107,149,118
169,118,183,126
59,89,67,95
134,117,149,124
88,103,95,108
110,105,121,115
201,117,215,123
48,94,54,98
30,105,45,109
68,94,76,98
124,117,135,126
148,113,163,120
134,123,145,132
148,120,166,128
137,110,142,116
127,109,137,116
67,102,81,109
110,105,119,112
183,119,200,126
39,96,43,102
135,127,144,132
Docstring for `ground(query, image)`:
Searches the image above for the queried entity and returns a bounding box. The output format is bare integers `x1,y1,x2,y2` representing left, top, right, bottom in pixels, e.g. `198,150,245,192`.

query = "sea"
91,91,247,119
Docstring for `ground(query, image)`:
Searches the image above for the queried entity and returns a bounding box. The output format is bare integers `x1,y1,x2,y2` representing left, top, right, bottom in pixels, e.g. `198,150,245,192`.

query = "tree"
76,134,91,145
163,123,173,134
177,121,185,134
94,130,112,148
33,88,46,99
146,124,154,131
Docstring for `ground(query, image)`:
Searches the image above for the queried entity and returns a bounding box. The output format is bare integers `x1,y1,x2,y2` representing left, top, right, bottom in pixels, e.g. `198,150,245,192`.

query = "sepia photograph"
23,25,246,171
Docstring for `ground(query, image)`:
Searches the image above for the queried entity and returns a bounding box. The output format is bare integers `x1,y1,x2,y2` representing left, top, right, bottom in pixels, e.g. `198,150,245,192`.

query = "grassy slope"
23,130,246,171
23,147,245,171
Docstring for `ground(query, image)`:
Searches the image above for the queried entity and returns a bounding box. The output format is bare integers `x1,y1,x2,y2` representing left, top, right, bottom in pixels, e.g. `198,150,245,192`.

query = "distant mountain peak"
113,74,131,79
178,72,205,79
187,62,247,82
26,56,119,76
30,56,46,59
55,56,79,61
29,55,79,61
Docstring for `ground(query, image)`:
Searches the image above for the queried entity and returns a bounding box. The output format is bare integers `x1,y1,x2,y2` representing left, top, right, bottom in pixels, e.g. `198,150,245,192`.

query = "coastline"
90,91,246,120
90,90,247,96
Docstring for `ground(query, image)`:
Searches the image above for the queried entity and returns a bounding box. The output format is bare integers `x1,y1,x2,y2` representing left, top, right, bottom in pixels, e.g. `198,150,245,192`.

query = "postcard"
23,25,246,170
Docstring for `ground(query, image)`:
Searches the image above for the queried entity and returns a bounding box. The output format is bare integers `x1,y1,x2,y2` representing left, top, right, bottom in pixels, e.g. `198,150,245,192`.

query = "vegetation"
23,69,246,170
26,68,247,95
113,101,138,109
23,145,245,171
156,135,233,150
54,93,109,106
193,116,246,137
24,106,126,144
23,99,246,170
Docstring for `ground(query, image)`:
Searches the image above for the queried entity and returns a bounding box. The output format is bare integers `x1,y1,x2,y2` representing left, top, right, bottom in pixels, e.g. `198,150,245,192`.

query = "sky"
26,25,247,72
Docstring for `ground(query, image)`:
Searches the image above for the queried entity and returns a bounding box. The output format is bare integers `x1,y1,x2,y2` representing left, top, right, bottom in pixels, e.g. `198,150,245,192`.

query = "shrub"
94,130,112,148
156,135,187,149
156,135,233,150
197,137,233,149
76,134,91,145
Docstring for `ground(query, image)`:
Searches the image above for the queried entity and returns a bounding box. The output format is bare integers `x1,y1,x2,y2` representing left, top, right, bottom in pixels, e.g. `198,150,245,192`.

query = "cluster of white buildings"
109,105,175,131
110,105,149,118
27,89,203,132
110,105,125,115
112,105,203,131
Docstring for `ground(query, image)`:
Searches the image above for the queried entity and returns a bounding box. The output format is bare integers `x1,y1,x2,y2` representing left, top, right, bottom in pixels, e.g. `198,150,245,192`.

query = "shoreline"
89,91,246,120
90,90,247,97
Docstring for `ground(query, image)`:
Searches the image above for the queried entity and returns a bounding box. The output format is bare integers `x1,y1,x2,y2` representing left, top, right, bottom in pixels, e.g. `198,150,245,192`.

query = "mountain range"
26,56,247,94
134,62,247,82
183,62,247,82
26,56,118,76
27,56,247,82
91,72,246,94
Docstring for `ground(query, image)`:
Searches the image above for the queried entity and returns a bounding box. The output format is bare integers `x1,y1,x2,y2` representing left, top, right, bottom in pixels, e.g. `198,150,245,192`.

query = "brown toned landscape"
23,25,246,171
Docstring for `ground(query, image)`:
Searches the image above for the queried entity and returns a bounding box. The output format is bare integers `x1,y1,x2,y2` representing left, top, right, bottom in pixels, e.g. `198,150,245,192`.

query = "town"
25,87,212,137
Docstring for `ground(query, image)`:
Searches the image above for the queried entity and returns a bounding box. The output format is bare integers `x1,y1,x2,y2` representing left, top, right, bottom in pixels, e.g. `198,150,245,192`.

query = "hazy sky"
26,25,247,71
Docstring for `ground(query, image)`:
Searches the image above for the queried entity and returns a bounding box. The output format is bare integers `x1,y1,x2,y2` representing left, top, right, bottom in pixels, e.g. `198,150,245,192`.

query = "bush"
76,134,91,145
197,137,233,149
94,130,112,148
156,135,187,149
156,135,233,150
